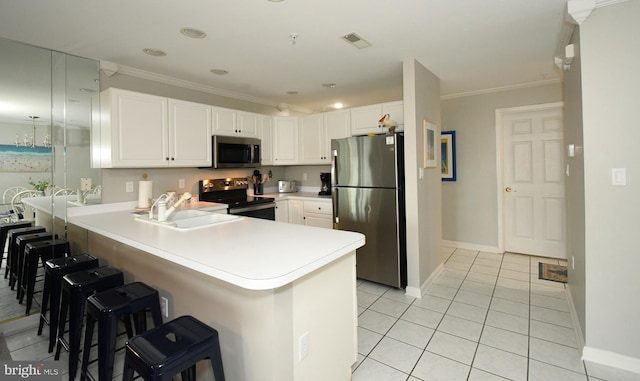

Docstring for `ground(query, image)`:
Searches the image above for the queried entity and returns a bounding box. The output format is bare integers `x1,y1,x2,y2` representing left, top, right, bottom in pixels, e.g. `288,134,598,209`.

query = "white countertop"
65,201,364,291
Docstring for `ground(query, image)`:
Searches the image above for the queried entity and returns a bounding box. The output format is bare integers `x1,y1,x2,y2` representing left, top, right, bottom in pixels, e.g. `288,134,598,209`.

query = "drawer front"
303,201,332,215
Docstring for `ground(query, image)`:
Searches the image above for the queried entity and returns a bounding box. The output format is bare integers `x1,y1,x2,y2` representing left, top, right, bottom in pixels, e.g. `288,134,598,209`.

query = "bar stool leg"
37,270,52,336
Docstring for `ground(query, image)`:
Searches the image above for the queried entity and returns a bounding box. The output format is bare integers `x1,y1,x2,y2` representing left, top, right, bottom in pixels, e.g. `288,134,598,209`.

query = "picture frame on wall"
423,120,437,168
441,130,456,181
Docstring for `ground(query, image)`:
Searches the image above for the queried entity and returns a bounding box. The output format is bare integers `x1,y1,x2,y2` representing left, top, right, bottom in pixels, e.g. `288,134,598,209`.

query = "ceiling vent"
341,33,371,49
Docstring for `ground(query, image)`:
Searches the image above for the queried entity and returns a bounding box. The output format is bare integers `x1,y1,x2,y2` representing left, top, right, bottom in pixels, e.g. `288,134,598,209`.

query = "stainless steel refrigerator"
331,134,407,288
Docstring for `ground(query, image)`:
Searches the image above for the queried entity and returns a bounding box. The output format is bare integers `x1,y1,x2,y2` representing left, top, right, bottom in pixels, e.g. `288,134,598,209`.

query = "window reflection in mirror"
0,37,99,324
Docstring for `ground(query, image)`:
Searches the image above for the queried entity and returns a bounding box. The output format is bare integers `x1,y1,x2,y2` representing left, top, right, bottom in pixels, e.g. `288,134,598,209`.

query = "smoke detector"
341,33,371,49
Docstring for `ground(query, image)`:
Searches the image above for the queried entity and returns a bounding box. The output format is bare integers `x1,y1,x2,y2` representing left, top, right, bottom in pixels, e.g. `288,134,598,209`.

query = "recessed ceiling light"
210,69,229,75
286,91,299,95
322,83,337,88
79,88,96,93
268,0,285,2
333,103,344,109
180,27,207,39
143,48,167,57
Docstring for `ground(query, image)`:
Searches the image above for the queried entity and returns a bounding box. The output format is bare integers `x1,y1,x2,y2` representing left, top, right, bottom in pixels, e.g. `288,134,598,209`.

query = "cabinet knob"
165,157,169,161
171,157,175,161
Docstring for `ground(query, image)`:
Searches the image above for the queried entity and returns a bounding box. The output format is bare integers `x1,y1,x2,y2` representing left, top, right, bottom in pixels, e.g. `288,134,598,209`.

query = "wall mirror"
0,37,100,324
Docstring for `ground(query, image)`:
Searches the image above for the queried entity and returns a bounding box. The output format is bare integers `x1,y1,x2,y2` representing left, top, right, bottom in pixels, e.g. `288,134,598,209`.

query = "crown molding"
440,78,562,101
568,0,628,24
116,64,314,114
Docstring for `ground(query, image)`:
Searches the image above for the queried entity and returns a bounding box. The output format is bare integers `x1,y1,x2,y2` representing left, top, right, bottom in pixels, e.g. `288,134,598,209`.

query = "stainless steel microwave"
211,135,261,168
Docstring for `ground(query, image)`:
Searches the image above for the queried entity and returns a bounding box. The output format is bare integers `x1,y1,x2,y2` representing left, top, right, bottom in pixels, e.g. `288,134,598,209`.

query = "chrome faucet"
148,192,192,221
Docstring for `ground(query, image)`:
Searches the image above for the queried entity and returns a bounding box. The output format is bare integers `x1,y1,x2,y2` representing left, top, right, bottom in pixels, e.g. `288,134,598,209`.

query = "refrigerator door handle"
331,149,338,186
332,190,339,225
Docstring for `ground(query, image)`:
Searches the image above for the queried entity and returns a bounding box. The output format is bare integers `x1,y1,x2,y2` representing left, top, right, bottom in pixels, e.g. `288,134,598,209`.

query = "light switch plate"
80,177,92,191
612,168,626,186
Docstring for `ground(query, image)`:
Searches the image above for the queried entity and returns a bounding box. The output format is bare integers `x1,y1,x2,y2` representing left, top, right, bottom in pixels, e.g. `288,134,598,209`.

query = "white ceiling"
0,0,571,113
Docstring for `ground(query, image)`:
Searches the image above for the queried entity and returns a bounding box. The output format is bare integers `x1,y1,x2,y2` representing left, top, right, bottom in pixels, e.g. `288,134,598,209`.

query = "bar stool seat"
0,220,32,271
6,226,45,283
38,253,99,352
123,315,226,381
14,232,56,297
80,282,163,381
55,265,124,381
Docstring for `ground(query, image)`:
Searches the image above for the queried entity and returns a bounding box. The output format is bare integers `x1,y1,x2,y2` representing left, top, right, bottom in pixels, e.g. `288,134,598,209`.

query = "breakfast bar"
62,201,364,381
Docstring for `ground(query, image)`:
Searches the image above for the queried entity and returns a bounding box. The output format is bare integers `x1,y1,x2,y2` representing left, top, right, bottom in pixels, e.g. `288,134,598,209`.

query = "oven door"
229,202,275,221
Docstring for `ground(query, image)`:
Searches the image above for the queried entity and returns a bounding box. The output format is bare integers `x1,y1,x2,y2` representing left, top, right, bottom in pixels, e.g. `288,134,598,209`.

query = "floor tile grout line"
465,249,503,381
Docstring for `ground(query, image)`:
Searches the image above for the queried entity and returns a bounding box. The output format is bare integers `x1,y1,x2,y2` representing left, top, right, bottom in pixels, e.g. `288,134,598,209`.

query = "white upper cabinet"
100,88,209,168
350,101,403,135
298,114,325,164
211,106,237,136
273,116,299,165
212,107,259,138
323,109,351,160
299,109,350,165
168,99,212,167
236,111,259,138
258,115,274,165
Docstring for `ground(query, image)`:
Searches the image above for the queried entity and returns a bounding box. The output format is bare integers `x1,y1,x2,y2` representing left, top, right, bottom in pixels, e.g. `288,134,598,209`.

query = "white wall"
578,0,640,369
403,58,443,296
440,83,562,249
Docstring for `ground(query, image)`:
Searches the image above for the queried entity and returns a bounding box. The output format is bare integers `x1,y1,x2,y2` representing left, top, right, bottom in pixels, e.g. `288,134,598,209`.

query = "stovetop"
198,177,274,208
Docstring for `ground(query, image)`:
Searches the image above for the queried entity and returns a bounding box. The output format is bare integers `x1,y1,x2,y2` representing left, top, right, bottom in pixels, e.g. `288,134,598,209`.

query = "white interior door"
502,106,566,258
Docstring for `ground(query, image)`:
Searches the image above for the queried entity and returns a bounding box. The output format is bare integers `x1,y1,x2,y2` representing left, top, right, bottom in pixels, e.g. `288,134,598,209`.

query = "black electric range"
198,178,275,220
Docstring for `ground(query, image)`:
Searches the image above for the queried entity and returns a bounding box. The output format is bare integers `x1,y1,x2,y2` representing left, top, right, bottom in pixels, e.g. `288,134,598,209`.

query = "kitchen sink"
135,209,242,230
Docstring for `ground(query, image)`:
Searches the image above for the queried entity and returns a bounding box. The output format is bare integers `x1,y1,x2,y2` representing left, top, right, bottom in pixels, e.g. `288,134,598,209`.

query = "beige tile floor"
352,248,639,381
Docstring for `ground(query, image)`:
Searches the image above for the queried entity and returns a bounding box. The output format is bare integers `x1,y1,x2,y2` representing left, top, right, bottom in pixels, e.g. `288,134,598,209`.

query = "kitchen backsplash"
100,165,330,203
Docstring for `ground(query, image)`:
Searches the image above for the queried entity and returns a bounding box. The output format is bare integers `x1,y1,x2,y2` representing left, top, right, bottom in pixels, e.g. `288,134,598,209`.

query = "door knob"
505,187,512,192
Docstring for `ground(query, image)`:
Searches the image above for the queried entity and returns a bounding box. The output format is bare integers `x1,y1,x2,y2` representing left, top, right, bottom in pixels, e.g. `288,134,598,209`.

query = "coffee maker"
319,172,331,196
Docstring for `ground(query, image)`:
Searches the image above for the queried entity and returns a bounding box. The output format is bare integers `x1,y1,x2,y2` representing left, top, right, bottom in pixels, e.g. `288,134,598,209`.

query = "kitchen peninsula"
30,199,364,380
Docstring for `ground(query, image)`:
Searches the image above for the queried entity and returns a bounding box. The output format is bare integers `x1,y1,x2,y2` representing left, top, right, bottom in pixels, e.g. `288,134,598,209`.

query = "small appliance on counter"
319,172,331,196
278,180,297,193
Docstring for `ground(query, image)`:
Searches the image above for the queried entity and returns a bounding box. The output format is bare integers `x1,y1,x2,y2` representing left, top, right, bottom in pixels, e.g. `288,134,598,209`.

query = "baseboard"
564,284,585,355
405,263,444,299
582,346,640,375
442,240,501,253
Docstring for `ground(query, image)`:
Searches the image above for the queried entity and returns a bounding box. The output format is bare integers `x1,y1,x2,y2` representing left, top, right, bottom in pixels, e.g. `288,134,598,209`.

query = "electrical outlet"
161,297,169,317
125,181,134,193
298,332,309,361
303,173,308,181
572,256,575,270
178,179,185,189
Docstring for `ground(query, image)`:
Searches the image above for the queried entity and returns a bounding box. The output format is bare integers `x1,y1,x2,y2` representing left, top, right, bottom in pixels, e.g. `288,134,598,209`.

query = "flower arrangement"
28,177,50,192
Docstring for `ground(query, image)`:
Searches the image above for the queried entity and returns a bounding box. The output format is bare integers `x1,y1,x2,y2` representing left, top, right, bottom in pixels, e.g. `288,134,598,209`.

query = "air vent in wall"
341,33,372,49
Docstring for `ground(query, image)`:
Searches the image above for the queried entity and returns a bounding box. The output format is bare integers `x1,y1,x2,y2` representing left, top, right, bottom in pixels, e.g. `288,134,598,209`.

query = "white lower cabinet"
284,198,332,229
275,199,289,222
302,200,333,229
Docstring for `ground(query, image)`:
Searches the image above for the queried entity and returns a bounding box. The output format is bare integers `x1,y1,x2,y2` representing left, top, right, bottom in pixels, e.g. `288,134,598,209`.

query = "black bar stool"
55,266,124,381
21,239,70,314
80,282,163,381
38,253,99,353
123,315,226,381
0,220,32,270
14,231,55,296
6,226,46,287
